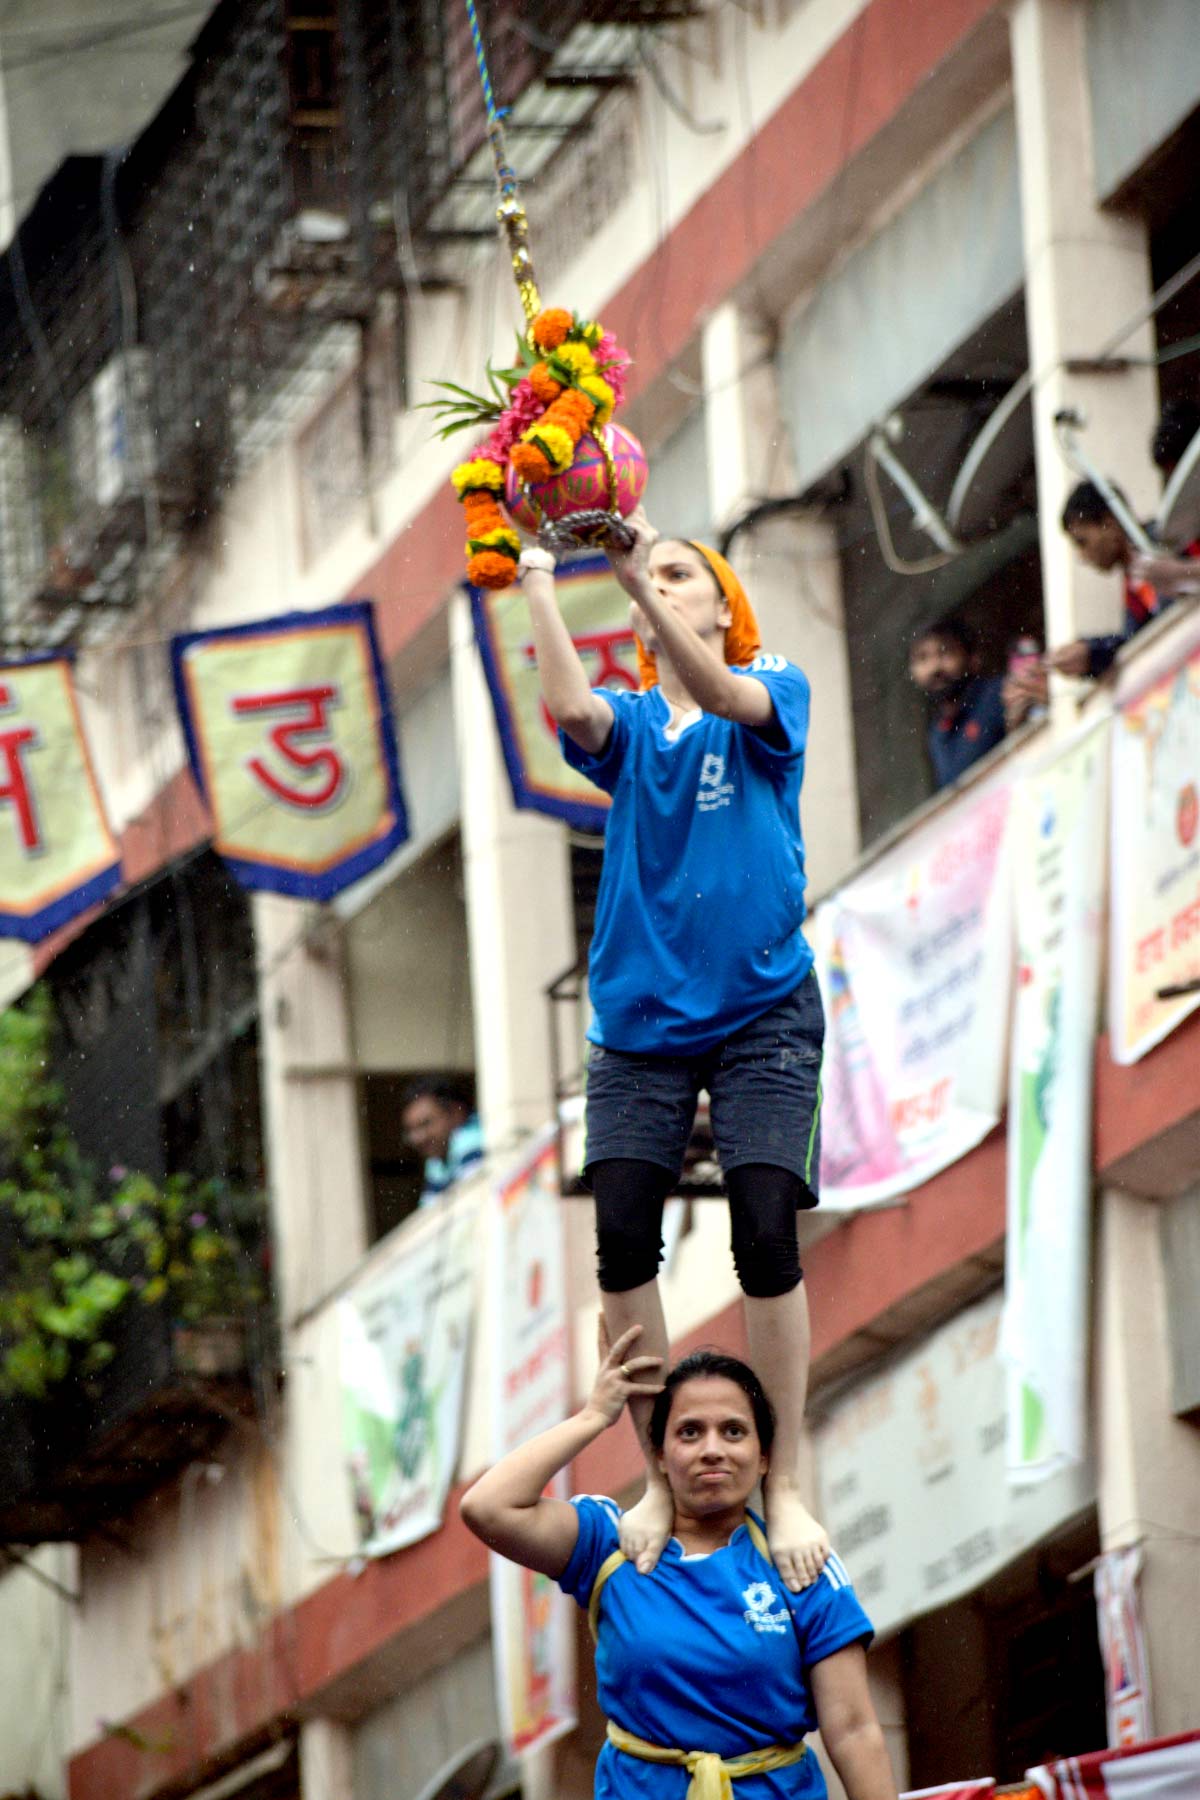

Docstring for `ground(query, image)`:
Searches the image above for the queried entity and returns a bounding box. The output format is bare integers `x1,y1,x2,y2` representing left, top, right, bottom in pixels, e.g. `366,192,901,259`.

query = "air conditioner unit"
91,349,155,508
0,415,45,618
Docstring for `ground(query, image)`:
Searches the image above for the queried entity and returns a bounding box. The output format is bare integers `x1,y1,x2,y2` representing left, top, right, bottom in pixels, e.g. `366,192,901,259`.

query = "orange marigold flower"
531,307,573,351
511,441,553,484
467,550,518,589
462,491,501,524
529,361,563,404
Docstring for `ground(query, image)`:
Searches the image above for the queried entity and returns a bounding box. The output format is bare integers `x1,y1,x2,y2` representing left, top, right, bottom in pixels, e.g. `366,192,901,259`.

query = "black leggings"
592,1158,806,1299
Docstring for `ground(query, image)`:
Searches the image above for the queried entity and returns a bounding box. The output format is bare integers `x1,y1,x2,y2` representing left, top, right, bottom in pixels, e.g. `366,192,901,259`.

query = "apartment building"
0,2,1197,1798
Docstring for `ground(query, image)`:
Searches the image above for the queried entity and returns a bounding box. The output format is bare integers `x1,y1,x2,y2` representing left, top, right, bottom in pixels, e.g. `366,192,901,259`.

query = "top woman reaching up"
517,512,826,1592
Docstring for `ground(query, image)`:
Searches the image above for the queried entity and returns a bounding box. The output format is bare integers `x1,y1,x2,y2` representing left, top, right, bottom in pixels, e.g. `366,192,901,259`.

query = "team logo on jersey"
741,1579,790,1635
749,653,786,673
697,752,735,814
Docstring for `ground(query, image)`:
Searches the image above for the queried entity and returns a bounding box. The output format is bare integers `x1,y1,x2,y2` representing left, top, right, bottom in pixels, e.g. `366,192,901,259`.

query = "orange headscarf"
634,540,762,690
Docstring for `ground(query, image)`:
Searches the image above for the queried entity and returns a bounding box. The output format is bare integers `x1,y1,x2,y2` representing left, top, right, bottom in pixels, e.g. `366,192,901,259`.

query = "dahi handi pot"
505,423,648,532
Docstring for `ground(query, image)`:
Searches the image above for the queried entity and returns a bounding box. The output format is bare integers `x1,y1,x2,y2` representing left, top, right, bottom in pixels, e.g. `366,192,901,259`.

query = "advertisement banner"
815,1289,1095,1638
488,1132,576,1758
0,655,120,941
1109,639,1200,1063
814,779,1013,1208
339,1197,478,1557
172,601,408,899
1003,725,1107,1484
1027,1730,1200,1800
471,553,639,832
1095,1546,1152,1748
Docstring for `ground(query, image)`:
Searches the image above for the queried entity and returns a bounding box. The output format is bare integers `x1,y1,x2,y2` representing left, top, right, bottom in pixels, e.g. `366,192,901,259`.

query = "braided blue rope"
464,0,499,126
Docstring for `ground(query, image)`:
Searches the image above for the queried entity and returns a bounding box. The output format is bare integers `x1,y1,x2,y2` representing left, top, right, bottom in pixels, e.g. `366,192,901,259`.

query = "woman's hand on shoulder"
585,1317,664,1428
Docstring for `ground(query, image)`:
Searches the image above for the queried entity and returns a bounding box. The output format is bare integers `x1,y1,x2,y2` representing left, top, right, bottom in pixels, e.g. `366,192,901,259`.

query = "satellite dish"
411,1740,502,1800
1156,426,1200,549
947,373,1033,539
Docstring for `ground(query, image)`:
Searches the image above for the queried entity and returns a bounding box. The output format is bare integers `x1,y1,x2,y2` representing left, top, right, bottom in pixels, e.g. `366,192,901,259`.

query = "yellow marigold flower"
526,422,576,472
580,319,604,348
451,457,504,495
553,341,596,379
467,526,521,555
579,374,615,425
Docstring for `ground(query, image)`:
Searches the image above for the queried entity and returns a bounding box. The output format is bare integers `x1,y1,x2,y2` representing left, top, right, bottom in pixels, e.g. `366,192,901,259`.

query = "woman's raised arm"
459,1323,663,1578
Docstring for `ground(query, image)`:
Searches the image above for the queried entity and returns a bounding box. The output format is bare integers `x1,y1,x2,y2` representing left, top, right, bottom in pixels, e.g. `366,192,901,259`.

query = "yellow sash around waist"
606,1720,807,1800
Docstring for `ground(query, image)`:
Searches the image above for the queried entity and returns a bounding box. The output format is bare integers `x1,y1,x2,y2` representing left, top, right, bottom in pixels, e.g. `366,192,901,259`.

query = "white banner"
815,779,1013,1208
1110,637,1200,1063
1095,1546,1153,1748
339,1196,478,1558
1003,725,1107,1484
488,1132,577,1758
815,1290,1095,1638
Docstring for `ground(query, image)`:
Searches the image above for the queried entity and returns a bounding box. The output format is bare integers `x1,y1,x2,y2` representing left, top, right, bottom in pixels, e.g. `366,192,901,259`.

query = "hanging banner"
1027,1730,1200,1800
0,655,120,942
814,778,1013,1208
171,601,408,899
471,553,639,832
1109,637,1200,1063
339,1193,478,1558
488,1131,576,1758
1095,1546,1152,1749
815,1289,1095,1640
1003,724,1107,1485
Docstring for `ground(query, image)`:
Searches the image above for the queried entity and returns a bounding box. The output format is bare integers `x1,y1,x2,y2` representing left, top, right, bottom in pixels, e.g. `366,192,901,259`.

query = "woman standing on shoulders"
461,1324,899,1800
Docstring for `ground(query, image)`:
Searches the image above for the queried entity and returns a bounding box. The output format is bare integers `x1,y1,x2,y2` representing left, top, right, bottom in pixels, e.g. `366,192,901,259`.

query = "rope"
461,0,541,324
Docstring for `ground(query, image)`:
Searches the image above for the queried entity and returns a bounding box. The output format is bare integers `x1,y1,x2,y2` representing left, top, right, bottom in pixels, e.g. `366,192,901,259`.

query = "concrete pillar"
255,893,368,1323
301,1717,354,1800
1010,0,1160,661
701,302,860,894
449,590,576,1153
1095,1187,1200,1736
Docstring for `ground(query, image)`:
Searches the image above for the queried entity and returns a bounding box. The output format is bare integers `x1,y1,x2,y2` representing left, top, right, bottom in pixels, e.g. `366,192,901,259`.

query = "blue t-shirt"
561,658,814,1055
559,1496,873,1800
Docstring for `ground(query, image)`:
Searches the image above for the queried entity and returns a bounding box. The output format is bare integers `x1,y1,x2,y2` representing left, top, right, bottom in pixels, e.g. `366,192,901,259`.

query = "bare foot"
619,1478,675,1575
765,1480,830,1592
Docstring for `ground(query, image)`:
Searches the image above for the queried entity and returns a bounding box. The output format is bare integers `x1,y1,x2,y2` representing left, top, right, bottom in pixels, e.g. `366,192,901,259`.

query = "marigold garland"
443,304,632,586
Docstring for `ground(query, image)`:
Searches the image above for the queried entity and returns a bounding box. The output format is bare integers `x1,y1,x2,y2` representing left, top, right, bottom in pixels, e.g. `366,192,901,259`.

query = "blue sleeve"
787,1552,874,1668
557,1494,622,1607
558,691,635,794
734,657,810,763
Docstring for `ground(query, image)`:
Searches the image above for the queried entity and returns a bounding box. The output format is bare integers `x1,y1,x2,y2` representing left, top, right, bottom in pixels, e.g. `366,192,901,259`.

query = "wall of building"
0,1551,72,1797
7,0,1197,1795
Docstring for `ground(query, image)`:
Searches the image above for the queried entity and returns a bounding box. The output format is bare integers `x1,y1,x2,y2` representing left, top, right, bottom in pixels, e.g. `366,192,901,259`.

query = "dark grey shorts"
583,969,825,1200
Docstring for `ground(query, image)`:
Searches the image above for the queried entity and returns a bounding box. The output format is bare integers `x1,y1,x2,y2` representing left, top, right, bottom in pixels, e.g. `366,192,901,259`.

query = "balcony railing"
0,1305,265,1544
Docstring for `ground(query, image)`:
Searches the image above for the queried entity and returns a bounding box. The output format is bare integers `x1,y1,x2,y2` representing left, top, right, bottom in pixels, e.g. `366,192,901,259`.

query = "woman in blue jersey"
461,1326,898,1800
518,516,826,1594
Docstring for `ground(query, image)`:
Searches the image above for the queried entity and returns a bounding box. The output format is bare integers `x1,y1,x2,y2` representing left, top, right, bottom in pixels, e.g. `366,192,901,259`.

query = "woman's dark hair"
648,1350,776,1453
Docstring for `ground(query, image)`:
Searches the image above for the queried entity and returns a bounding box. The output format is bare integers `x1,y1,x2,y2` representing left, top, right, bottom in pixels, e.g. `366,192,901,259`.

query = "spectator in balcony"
1048,480,1198,680
461,1331,899,1800
517,512,829,1598
400,1079,483,1205
908,615,1035,788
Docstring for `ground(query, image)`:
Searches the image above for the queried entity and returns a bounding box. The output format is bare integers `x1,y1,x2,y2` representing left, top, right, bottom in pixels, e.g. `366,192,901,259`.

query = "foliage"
0,988,265,1402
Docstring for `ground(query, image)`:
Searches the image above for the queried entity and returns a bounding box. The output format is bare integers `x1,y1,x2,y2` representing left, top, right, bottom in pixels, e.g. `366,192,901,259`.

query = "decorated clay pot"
504,423,648,532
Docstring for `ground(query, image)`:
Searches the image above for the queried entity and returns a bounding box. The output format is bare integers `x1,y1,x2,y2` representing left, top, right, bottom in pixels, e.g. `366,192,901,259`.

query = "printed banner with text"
488,1131,576,1759
1095,1545,1152,1748
339,1196,478,1557
0,655,120,941
172,601,408,899
1109,637,1200,1062
471,553,639,832
814,779,1013,1208
815,1289,1095,1639
1003,725,1106,1484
